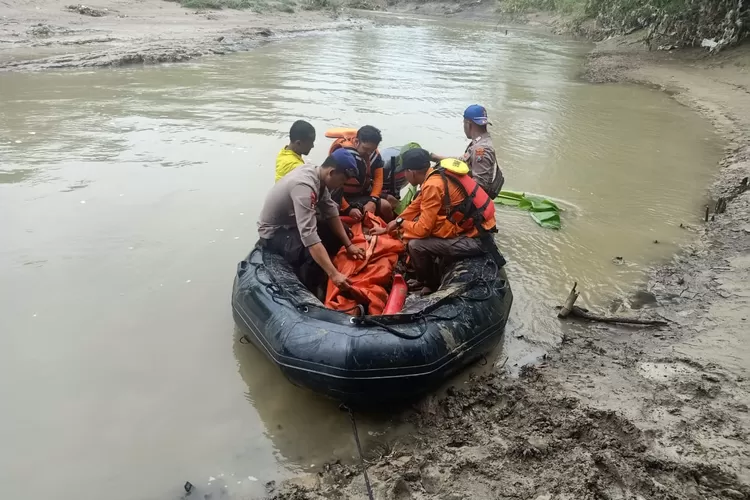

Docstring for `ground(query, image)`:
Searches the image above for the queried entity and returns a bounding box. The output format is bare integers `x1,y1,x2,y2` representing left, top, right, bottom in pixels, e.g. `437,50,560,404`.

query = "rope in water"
340,404,375,500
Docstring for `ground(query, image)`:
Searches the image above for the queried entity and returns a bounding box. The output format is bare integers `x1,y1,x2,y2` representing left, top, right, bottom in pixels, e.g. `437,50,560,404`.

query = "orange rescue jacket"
326,130,384,210
399,163,496,241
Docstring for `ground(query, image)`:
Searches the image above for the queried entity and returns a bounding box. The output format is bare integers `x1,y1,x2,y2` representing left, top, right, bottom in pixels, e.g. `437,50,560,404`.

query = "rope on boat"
247,253,501,340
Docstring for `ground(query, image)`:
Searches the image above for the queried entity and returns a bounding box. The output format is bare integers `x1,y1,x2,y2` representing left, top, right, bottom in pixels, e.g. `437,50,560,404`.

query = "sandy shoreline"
0,0,364,70
2,3,748,499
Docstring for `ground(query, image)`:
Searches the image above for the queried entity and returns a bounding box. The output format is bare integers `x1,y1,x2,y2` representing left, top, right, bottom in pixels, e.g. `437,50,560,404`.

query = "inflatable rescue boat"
231,245,512,405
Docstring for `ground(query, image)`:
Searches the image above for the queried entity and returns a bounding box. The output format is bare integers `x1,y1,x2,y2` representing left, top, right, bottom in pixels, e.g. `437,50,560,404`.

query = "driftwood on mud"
557,282,580,318
557,283,668,326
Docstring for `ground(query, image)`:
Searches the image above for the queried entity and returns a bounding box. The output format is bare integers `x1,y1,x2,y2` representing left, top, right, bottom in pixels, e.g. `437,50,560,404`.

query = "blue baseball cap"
463,104,491,126
330,148,358,178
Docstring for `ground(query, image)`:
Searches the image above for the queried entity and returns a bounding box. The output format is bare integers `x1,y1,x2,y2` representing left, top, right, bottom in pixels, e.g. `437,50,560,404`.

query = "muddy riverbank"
269,38,750,500
2,3,748,499
0,0,365,70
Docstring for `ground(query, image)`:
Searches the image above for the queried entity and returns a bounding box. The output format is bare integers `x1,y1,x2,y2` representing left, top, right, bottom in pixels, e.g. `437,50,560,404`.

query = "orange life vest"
328,135,382,197
425,166,495,232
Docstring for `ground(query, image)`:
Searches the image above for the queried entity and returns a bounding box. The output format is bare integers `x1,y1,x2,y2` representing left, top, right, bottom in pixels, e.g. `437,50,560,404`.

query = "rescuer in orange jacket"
371,148,502,295
329,125,396,223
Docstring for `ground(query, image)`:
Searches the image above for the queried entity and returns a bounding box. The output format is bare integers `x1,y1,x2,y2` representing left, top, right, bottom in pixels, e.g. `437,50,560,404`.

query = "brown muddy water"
0,20,722,500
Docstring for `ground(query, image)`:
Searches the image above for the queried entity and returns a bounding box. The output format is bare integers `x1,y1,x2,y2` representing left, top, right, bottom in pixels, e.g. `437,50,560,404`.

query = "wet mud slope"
270,221,750,500
269,40,750,500
272,369,749,500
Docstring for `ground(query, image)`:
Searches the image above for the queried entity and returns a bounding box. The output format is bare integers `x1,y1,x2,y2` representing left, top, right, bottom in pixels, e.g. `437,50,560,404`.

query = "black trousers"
406,237,485,289
259,224,342,292
406,233,506,289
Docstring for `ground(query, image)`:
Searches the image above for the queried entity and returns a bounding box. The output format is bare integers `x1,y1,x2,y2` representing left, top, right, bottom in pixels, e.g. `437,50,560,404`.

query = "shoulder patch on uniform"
310,191,317,209
474,146,485,160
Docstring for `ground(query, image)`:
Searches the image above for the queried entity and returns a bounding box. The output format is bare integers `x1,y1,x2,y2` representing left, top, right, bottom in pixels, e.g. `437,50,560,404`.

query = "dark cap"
330,148,358,178
401,148,432,171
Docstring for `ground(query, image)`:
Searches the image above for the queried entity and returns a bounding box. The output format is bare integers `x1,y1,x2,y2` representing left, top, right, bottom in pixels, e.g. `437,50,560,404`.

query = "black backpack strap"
477,192,493,212
442,170,470,197
445,173,490,212
437,169,505,269
344,146,368,190
441,171,485,226
389,156,397,194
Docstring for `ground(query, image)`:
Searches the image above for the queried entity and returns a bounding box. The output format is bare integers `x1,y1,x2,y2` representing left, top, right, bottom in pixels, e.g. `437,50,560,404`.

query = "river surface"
0,17,722,500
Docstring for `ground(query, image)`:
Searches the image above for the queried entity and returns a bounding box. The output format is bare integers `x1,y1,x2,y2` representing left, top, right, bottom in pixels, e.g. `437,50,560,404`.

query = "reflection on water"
233,328,409,469
0,168,36,184
0,19,721,500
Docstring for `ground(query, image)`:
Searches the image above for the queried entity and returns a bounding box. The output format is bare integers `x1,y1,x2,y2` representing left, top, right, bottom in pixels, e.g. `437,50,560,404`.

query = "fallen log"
560,305,669,326
556,282,668,326
557,282,579,318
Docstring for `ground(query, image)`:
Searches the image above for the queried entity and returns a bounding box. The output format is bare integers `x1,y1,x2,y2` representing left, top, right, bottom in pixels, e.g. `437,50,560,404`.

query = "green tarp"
391,143,422,215
395,184,417,215
494,190,561,230
397,186,561,230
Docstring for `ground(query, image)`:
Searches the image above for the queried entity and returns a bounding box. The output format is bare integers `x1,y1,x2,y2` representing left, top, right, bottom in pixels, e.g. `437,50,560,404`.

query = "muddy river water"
0,18,723,500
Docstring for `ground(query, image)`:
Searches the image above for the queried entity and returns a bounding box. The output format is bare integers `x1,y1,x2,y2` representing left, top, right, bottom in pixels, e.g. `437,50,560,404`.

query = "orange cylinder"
382,274,408,315
325,127,358,139
340,215,357,226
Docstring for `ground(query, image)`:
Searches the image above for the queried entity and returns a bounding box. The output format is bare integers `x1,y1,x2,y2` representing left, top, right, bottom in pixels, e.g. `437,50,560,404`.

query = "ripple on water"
0,20,724,500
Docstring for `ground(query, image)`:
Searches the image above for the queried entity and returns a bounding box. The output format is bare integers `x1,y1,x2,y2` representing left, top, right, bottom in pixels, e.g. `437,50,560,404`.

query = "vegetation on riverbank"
499,0,748,51
164,0,746,51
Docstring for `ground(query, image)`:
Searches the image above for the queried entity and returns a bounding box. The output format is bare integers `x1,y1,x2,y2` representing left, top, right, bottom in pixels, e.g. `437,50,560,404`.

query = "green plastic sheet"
494,190,561,230
395,184,417,215
397,187,562,229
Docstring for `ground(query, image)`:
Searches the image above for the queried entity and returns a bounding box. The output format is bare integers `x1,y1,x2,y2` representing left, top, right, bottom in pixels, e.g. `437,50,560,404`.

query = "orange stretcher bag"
325,213,405,316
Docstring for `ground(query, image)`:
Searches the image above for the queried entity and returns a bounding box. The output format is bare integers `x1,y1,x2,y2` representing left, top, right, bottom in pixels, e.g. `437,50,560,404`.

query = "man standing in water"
275,120,316,182
431,105,504,199
259,149,365,293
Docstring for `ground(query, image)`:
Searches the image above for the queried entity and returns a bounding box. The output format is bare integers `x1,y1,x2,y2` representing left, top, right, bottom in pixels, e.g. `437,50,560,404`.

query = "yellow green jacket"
275,147,304,182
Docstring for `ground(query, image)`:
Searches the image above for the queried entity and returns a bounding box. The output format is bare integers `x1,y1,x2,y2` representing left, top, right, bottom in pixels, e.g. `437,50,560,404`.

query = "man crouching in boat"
257,149,366,294
371,148,499,295
330,125,396,222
